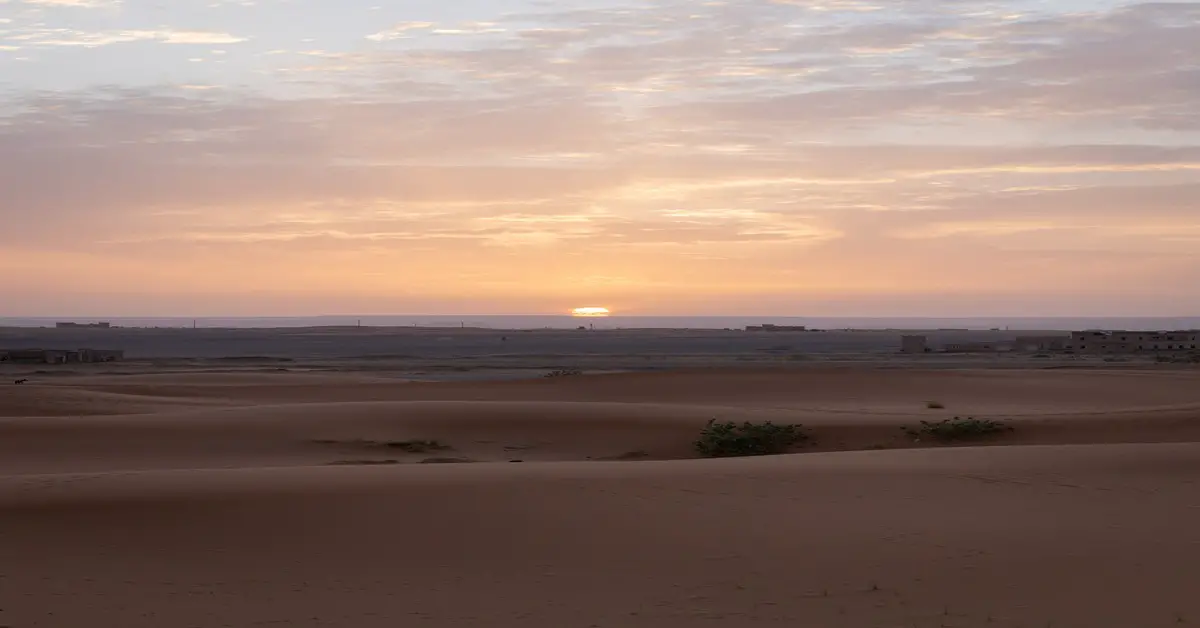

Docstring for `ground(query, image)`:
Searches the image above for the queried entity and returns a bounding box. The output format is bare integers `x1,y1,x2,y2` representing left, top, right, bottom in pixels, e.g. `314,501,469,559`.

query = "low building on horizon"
1012,335,1071,353
0,348,124,364
745,324,807,332
900,335,929,353
1070,330,1198,354
942,342,1003,354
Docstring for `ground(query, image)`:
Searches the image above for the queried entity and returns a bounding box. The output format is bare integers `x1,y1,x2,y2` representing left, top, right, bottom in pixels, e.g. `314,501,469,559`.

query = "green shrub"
695,419,809,457
386,440,450,453
904,417,1012,441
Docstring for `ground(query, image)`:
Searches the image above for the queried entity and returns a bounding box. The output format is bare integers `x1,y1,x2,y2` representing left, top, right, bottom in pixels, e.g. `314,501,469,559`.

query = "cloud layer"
1,0,1198,315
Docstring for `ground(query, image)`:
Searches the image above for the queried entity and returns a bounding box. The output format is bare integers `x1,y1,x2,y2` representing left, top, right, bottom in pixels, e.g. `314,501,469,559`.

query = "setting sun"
571,307,611,317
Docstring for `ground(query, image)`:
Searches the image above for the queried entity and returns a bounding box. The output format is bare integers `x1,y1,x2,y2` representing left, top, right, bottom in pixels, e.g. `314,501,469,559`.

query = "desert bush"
695,419,809,457
386,440,450,453
544,368,583,378
904,417,1012,441
926,401,945,409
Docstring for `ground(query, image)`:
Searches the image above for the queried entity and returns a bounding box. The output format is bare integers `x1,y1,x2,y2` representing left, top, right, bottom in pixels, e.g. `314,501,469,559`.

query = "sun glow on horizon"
571,307,611,317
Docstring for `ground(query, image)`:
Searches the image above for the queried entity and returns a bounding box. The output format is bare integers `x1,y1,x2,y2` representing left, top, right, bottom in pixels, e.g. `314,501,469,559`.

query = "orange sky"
1,0,1198,315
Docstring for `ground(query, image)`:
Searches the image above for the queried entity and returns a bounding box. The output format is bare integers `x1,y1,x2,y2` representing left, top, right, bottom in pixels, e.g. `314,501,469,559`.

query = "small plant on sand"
904,416,1012,441
926,401,946,410
695,419,809,457
599,450,651,461
386,439,451,453
544,368,583,378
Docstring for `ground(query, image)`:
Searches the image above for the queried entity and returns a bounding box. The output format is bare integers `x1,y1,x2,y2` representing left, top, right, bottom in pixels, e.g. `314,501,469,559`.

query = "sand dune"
2,367,1199,626
4,445,1199,627
11,366,1200,412
3,398,1200,474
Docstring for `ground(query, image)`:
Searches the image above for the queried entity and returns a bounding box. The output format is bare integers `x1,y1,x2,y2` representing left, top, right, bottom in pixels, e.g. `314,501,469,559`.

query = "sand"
3,367,1200,627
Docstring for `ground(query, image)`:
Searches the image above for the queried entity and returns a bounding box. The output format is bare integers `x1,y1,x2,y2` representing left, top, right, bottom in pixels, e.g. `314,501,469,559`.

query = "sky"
1,0,1198,316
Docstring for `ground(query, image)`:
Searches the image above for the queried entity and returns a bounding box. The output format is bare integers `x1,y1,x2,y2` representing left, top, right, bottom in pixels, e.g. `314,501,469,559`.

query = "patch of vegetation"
386,439,451,453
926,401,945,410
312,438,453,454
599,450,651,461
694,419,809,458
544,368,583,378
903,417,1013,441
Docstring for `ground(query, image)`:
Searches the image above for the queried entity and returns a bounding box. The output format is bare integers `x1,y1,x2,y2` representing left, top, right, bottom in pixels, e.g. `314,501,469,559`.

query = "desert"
3,337,1200,627
7,0,1200,622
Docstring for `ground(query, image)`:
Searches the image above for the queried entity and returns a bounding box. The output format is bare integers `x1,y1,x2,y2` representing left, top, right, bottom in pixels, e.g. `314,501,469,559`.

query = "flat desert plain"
3,366,1200,627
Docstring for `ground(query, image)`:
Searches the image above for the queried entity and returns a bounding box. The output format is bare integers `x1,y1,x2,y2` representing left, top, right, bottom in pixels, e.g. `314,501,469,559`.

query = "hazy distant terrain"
2,326,1053,360
4,315,1200,330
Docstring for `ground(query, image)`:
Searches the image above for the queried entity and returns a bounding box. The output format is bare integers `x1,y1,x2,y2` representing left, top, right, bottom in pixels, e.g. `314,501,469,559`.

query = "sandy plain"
2,328,1199,627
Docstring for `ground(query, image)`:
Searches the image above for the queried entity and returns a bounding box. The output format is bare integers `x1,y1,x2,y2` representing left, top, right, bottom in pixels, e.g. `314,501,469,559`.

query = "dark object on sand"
13,379,28,385
694,419,809,458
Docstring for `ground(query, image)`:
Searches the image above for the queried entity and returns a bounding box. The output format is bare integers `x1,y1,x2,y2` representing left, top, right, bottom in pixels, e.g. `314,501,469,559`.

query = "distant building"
1070,331,1199,354
43,350,77,364
2,349,53,363
0,348,124,364
746,324,807,332
1012,336,1071,353
900,335,929,354
943,342,1002,353
55,322,111,329
80,349,124,362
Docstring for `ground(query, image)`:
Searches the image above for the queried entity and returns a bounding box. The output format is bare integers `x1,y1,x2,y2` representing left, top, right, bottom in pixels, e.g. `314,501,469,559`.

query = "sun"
571,307,611,317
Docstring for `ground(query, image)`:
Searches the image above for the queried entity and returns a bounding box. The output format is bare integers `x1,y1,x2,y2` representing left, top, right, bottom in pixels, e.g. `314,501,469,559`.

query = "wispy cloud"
364,21,434,41
15,0,121,7
0,0,1198,314
6,28,247,46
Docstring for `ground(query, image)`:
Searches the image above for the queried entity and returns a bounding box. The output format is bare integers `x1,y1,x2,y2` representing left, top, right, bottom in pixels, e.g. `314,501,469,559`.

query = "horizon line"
4,315,1200,320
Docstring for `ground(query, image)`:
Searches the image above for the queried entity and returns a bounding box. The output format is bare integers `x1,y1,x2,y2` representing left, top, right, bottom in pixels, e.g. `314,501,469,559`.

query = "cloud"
6,28,247,46
0,0,1198,313
365,21,434,41
13,0,120,6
